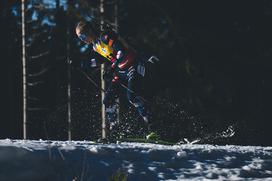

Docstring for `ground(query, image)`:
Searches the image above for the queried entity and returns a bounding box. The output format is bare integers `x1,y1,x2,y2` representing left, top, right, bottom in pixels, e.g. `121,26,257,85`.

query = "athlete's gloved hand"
80,59,97,69
111,50,123,71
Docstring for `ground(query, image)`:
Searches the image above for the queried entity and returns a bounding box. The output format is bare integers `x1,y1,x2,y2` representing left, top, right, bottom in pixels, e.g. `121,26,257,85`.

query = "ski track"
0,139,272,181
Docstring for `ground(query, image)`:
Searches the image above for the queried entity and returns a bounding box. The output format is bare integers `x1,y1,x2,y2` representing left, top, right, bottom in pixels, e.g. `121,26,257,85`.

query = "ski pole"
76,67,106,92
71,63,160,110
117,81,149,103
73,66,121,106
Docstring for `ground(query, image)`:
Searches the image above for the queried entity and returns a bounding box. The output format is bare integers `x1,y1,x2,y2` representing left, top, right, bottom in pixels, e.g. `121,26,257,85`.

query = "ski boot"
106,105,119,131
146,132,159,141
136,105,150,124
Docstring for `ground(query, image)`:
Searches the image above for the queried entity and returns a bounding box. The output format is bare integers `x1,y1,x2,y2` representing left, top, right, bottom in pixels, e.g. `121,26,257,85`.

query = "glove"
81,59,97,69
111,50,123,71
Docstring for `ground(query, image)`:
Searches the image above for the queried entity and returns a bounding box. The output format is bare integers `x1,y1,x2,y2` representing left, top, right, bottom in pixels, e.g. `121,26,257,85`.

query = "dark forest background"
1,0,272,146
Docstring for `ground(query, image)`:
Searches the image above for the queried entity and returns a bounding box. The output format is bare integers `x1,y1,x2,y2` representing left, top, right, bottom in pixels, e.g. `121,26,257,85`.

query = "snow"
0,139,272,181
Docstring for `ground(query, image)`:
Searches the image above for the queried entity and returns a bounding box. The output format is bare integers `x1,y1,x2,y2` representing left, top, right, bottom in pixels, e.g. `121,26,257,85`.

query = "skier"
75,20,159,126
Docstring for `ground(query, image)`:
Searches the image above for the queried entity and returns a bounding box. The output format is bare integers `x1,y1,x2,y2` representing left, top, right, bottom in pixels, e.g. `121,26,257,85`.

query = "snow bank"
0,139,272,181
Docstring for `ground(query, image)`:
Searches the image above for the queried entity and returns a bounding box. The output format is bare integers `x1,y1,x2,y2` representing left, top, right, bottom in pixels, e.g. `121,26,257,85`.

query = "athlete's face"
76,28,95,44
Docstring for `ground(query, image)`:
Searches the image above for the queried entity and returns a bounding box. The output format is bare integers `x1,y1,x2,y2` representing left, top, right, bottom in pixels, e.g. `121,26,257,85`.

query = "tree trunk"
21,0,27,139
100,0,107,139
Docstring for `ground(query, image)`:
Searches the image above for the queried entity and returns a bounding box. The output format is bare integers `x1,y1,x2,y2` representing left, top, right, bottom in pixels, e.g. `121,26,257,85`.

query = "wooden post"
21,0,27,139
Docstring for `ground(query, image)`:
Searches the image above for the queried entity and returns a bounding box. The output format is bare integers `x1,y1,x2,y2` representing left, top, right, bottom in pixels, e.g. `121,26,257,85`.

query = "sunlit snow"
0,139,271,180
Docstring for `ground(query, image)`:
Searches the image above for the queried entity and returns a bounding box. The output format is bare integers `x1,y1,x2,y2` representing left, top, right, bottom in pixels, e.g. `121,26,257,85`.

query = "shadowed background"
1,0,272,145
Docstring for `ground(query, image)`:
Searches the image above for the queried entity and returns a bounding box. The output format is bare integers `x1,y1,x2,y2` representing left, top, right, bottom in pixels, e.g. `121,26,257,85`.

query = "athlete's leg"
126,66,149,122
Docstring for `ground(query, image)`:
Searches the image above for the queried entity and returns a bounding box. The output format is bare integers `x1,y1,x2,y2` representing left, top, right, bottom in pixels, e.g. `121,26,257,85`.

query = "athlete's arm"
100,31,126,70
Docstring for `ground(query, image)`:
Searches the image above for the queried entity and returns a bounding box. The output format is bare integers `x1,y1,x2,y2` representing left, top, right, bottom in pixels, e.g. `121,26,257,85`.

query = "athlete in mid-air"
75,19,158,127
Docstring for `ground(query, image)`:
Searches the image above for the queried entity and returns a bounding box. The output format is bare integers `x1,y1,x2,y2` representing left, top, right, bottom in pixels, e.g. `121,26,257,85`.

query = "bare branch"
26,42,33,48
26,19,36,24
27,81,45,86
33,4,46,11
28,67,50,77
29,51,50,59
27,107,49,111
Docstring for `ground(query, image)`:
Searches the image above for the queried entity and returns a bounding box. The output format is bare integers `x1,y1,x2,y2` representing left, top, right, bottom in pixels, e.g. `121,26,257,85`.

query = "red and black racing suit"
89,31,148,120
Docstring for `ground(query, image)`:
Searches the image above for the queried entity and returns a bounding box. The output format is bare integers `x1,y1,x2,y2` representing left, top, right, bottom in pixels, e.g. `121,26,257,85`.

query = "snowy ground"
0,139,272,181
